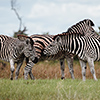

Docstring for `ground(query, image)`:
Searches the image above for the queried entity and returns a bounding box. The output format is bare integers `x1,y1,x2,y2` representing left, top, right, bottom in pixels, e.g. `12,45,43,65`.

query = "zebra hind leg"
29,70,35,80
79,60,87,81
60,58,65,79
10,59,15,80
87,57,97,81
66,57,75,80
15,61,23,80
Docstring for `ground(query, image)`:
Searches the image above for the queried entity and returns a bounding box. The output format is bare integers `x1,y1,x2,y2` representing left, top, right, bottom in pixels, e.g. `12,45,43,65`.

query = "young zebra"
44,21,99,81
0,35,37,80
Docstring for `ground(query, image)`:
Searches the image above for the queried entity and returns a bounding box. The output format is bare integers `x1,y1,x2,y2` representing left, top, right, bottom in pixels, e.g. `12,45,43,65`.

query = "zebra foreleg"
10,59,15,80
79,60,87,81
29,70,35,80
60,58,65,79
87,57,97,81
24,60,35,80
66,57,75,80
15,61,23,80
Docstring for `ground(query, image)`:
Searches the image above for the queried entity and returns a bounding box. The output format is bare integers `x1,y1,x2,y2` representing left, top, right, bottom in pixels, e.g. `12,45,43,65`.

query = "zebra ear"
86,19,94,26
55,36,62,43
17,34,28,41
17,34,34,45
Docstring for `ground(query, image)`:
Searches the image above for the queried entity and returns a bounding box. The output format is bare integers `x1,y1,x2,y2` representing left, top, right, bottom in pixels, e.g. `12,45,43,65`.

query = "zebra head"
43,36,62,56
17,35,38,63
67,19,95,35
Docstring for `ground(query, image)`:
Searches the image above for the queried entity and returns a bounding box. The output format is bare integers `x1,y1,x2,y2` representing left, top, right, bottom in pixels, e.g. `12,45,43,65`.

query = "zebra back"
66,19,95,35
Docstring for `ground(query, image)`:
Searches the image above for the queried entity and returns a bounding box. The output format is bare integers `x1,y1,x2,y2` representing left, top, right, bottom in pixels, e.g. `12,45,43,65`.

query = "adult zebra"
0,35,37,80
44,19,99,81
15,19,96,80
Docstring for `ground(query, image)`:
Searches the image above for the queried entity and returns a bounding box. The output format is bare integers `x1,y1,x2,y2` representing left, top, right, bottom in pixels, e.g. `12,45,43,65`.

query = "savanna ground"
0,60,100,100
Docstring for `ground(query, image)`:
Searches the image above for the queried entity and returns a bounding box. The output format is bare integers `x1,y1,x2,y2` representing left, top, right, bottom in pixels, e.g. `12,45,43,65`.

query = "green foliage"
13,30,27,38
42,32,49,35
0,79,100,100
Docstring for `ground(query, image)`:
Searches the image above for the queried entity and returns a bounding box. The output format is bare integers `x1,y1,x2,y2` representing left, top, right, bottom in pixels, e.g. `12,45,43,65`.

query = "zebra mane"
66,19,95,35
52,32,82,40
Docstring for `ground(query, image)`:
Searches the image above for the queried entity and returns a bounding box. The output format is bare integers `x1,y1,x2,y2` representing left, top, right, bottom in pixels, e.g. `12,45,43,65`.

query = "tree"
11,0,27,37
98,27,100,34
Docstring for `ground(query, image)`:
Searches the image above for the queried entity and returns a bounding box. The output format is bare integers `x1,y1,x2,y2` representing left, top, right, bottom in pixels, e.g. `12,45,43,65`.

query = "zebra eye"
26,40,29,44
50,44,52,46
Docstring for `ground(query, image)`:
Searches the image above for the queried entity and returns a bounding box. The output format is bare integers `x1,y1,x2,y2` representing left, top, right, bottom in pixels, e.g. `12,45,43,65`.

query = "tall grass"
0,60,100,80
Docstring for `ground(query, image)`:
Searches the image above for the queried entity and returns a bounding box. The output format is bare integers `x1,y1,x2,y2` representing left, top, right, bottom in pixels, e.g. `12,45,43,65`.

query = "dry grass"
0,60,100,80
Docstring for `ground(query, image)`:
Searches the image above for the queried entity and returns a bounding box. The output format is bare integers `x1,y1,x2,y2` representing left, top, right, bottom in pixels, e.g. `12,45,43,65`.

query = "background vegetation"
1,60,100,80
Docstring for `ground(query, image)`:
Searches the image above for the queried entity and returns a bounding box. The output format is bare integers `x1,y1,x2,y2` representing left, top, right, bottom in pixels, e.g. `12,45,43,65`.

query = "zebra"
0,34,37,80
43,20,99,81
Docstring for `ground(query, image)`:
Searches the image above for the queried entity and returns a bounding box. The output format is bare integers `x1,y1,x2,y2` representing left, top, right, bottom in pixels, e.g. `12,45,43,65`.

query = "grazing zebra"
0,35,37,80
44,20,99,81
15,19,96,80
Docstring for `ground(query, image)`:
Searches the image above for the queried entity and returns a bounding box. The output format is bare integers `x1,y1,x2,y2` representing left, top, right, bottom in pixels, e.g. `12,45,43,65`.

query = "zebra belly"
41,51,65,61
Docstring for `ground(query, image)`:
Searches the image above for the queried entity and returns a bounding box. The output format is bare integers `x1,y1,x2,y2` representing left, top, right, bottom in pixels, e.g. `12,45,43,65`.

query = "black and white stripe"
0,35,37,80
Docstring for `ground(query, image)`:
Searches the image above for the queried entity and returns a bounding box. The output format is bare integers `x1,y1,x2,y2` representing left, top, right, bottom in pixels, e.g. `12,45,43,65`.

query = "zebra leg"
10,59,15,80
87,57,97,81
66,57,75,80
60,58,65,79
15,61,23,80
24,60,35,80
29,70,35,80
79,60,87,81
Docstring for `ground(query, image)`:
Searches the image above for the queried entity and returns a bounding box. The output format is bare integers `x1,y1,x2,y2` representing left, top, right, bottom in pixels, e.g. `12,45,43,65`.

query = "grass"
0,60,100,100
0,79,100,100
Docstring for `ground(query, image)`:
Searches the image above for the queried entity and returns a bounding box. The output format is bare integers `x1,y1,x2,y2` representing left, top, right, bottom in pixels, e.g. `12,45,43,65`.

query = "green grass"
0,79,100,100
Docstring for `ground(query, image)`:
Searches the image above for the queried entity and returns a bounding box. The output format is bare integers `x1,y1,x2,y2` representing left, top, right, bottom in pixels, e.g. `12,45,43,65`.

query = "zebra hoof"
61,77,65,80
10,78,13,80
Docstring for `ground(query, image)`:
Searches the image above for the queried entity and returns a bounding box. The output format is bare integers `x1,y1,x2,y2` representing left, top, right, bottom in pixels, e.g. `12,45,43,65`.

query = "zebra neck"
60,34,84,56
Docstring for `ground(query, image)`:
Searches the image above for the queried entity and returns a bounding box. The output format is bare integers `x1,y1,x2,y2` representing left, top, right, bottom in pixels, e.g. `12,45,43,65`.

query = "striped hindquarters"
31,35,53,58
0,35,11,61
